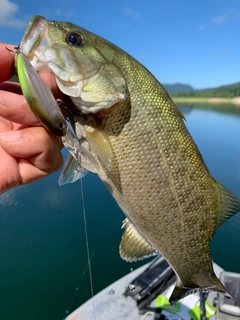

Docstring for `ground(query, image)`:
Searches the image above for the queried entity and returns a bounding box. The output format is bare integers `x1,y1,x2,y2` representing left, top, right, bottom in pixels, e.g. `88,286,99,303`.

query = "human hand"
0,43,64,194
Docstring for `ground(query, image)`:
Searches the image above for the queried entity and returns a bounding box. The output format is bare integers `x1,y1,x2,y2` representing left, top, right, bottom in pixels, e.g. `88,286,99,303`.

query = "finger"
0,116,13,131
0,43,16,82
0,127,63,183
0,81,22,94
0,85,74,128
0,90,39,125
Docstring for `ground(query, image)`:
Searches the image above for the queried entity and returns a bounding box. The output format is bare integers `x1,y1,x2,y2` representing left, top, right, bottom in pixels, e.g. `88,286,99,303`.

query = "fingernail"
0,130,21,142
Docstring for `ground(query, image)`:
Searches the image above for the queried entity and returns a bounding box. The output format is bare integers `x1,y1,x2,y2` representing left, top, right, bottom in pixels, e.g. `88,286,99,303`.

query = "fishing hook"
6,45,22,54
57,99,77,123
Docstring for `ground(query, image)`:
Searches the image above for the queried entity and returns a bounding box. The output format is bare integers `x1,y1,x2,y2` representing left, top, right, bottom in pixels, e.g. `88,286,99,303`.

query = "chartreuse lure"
16,52,67,136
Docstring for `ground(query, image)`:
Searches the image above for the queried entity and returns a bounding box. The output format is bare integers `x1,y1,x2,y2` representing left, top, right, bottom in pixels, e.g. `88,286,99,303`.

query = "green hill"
171,82,240,98
162,83,195,94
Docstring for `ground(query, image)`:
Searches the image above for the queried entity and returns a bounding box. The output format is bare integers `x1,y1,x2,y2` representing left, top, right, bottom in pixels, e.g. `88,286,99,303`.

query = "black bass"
19,15,240,305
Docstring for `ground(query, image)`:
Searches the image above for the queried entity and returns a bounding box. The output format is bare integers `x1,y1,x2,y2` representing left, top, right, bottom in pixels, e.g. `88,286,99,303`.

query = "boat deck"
66,263,149,320
65,259,227,320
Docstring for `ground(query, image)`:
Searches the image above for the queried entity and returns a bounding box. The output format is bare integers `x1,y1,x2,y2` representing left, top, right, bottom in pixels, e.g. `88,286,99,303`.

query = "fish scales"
100,56,218,275
19,16,240,305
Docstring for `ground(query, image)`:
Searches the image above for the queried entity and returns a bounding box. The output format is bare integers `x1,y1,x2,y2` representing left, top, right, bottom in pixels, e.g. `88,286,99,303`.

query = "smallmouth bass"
18,15,240,305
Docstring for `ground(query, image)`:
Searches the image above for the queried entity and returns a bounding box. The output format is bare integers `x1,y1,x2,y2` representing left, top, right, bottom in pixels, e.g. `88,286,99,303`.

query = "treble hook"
57,99,77,123
6,45,22,53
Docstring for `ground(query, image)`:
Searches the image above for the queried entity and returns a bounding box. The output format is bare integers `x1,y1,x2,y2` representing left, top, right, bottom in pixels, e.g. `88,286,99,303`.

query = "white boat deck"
66,263,149,320
66,262,224,320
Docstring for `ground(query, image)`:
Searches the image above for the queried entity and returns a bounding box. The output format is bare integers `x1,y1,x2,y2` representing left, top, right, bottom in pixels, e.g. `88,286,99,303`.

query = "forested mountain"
170,82,240,98
162,83,195,94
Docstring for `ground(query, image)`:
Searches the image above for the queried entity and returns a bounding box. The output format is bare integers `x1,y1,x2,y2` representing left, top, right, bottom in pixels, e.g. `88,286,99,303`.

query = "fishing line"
80,178,96,320
63,252,95,319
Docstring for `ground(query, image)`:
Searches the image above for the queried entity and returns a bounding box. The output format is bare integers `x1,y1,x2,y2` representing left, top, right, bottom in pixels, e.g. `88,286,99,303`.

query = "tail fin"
169,276,232,307
169,284,190,306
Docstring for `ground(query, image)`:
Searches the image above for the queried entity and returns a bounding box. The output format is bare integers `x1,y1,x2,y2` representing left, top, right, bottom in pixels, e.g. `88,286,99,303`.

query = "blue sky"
0,0,240,89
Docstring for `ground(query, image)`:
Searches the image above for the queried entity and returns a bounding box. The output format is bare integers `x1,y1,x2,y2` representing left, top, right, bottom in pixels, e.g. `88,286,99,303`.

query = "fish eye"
66,32,84,46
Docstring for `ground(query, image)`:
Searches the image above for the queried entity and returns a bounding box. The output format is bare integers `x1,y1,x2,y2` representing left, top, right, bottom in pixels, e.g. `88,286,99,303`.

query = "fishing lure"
16,50,67,136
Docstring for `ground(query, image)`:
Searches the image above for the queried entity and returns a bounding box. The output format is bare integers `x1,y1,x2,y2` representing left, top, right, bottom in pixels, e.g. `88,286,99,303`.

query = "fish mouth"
20,16,51,70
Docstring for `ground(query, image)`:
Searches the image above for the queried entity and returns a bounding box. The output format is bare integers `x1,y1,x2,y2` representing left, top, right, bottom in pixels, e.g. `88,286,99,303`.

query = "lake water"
0,104,240,320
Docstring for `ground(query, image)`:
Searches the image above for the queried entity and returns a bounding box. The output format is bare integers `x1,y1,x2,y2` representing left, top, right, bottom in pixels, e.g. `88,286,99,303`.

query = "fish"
18,15,240,305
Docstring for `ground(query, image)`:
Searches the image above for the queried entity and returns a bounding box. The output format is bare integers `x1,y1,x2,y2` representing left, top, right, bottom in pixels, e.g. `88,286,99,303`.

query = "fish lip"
20,16,49,57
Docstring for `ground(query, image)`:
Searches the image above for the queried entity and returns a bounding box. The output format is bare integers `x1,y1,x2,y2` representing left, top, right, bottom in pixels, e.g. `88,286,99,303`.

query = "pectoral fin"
63,126,100,173
120,218,158,262
58,155,88,186
84,122,113,171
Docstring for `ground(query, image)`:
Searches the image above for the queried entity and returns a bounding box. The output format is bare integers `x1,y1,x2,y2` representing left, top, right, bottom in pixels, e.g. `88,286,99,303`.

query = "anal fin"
119,218,158,262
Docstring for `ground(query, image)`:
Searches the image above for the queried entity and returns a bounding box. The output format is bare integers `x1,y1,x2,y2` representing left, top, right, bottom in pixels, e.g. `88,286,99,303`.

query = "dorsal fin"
215,181,240,228
119,218,158,262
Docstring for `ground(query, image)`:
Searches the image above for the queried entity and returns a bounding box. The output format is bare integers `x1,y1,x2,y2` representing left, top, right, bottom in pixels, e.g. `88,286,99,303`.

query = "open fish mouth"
20,16,51,71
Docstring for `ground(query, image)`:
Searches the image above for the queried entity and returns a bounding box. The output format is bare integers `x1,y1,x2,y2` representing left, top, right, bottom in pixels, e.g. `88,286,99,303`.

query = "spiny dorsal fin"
215,181,240,228
119,218,158,262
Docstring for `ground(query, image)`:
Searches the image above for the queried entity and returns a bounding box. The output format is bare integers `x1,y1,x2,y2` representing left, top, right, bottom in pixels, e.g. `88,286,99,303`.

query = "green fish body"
20,16,240,305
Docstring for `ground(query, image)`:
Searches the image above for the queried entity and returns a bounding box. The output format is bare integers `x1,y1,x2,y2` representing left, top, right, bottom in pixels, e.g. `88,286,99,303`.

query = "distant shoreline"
172,96,240,106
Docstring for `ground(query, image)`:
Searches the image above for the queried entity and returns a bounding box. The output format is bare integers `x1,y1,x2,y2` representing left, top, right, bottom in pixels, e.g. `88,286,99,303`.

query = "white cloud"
124,8,140,19
213,14,226,23
0,0,27,28
0,0,18,17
